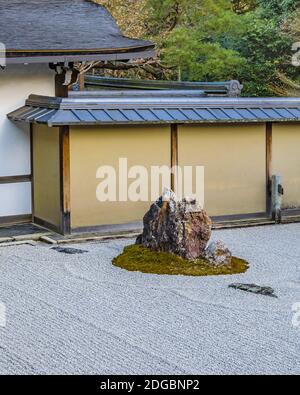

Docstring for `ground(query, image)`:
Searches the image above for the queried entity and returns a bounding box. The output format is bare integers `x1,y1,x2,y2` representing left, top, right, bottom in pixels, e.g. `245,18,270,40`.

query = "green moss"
112,245,249,277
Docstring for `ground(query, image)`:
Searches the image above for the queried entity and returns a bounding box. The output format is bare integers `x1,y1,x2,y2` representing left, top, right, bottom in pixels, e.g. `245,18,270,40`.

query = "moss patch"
113,245,249,277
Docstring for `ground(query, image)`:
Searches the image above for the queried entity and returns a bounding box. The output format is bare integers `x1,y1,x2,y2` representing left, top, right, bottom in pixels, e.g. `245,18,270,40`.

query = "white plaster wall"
0,64,55,217
0,183,32,217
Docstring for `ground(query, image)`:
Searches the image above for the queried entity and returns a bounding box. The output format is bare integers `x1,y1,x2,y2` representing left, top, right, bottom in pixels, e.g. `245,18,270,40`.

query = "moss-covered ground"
113,245,249,277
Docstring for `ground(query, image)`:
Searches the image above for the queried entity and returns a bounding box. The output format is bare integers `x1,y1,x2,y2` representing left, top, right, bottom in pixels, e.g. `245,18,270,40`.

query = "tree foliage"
92,0,148,38
257,0,299,19
93,0,300,96
232,0,257,14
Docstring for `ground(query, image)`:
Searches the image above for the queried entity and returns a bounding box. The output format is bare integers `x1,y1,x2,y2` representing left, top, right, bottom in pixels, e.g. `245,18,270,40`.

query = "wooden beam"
171,124,178,192
0,175,31,184
0,214,31,226
59,126,71,235
266,122,273,216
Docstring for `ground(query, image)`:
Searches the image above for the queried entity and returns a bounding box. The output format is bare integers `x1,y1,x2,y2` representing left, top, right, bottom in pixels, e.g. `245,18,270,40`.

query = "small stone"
52,246,88,255
204,240,232,267
229,283,278,298
136,188,212,260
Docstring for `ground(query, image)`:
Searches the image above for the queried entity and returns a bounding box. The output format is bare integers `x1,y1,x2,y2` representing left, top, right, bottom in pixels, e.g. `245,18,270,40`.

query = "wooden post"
54,67,80,98
59,126,71,234
171,124,178,193
55,72,69,98
78,73,85,91
30,124,35,223
266,122,273,216
272,175,284,223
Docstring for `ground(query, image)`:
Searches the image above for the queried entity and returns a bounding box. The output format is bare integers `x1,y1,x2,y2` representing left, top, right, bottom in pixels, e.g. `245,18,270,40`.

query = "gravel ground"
0,224,299,375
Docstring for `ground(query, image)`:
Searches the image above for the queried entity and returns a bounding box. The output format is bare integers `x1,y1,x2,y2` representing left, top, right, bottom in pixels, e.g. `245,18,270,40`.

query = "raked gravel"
0,224,300,375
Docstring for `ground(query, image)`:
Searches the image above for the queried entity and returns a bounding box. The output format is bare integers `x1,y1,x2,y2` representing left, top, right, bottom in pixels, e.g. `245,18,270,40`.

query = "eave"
8,93,300,127
5,47,155,65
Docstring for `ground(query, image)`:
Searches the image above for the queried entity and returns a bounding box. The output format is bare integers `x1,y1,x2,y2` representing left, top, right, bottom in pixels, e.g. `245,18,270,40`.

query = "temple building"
0,0,154,228
1,0,300,236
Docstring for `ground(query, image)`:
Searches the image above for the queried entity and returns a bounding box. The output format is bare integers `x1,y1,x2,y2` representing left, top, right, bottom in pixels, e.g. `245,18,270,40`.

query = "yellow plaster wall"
33,124,61,228
272,123,300,209
70,126,171,228
178,124,266,216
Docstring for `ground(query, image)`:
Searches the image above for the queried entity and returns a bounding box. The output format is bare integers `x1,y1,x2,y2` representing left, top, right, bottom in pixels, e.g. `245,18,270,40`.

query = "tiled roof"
8,92,300,126
0,0,154,63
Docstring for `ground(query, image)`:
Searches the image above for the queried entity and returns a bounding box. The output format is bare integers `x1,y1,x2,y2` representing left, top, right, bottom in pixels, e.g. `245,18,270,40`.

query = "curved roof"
0,0,155,63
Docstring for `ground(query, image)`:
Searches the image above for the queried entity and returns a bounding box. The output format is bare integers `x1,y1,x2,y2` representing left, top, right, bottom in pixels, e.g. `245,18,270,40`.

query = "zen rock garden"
113,189,248,276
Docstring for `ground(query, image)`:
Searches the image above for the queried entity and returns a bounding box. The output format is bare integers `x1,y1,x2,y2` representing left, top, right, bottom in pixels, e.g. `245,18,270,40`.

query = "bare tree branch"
92,59,175,80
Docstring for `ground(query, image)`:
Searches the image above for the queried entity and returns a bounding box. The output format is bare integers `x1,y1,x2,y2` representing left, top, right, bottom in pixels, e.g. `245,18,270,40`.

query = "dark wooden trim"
73,214,270,235
212,212,268,223
0,175,31,185
30,124,35,222
72,221,143,236
266,122,273,216
8,46,155,59
55,73,69,98
171,124,178,192
7,50,156,67
281,208,300,217
0,214,32,226
59,126,71,235
72,215,273,235
281,208,300,224
33,217,61,234
281,217,300,224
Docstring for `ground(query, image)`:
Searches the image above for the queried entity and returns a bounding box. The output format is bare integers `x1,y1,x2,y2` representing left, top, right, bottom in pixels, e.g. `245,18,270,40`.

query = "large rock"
229,283,278,298
136,189,212,260
204,240,232,267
